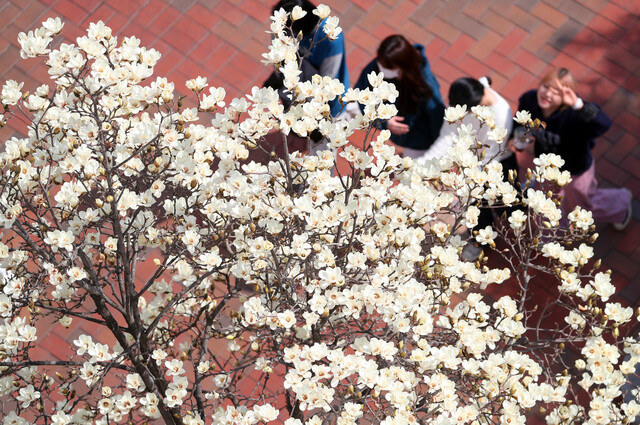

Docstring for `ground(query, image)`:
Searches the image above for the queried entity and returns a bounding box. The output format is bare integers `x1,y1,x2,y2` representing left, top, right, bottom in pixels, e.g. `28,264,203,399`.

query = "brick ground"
0,0,638,418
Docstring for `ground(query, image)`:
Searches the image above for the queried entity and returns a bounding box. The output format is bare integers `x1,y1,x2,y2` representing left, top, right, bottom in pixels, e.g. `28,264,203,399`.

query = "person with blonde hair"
515,67,632,229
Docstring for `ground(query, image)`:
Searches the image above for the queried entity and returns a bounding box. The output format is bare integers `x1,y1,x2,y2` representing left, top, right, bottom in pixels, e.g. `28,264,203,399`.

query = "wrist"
572,97,584,110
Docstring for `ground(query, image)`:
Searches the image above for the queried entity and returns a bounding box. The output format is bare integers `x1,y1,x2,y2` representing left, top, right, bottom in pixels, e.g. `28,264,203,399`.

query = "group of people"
266,0,633,235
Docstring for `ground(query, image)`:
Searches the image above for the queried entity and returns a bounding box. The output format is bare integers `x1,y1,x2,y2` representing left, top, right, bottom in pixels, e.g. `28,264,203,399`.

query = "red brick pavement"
0,0,639,417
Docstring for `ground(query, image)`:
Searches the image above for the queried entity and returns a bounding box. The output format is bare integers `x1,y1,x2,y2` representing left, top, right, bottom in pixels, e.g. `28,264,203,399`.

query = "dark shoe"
613,189,633,231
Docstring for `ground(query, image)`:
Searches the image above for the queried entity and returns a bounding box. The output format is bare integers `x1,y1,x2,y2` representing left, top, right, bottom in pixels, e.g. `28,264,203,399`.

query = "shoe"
613,188,633,231
462,243,483,261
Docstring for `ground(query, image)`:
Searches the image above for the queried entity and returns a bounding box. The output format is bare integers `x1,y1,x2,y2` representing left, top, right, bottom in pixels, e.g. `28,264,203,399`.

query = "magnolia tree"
0,7,638,425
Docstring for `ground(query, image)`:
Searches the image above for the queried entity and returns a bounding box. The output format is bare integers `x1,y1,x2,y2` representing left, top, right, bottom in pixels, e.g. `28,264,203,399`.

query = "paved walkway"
0,0,638,420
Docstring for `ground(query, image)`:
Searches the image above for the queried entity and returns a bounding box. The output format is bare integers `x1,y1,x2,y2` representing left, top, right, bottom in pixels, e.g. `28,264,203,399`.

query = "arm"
557,81,611,138
576,102,611,139
417,120,455,161
416,45,445,145
308,27,347,81
418,45,444,106
318,54,343,79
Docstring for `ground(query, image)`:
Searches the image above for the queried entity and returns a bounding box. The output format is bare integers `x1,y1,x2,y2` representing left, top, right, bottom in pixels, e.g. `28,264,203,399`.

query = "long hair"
272,0,319,37
377,35,432,114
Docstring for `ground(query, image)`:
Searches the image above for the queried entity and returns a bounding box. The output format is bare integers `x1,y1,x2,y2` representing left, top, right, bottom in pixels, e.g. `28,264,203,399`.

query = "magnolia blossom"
444,104,467,123
43,230,74,252
313,4,331,19
322,16,342,40
16,385,39,408
186,76,207,92
487,126,508,143
41,17,64,35
508,209,527,231
1,80,24,106
17,29,52,58
200,86,226,110
291,5,307,20
513,110,531,125
568,206,594,230
476,226,497,245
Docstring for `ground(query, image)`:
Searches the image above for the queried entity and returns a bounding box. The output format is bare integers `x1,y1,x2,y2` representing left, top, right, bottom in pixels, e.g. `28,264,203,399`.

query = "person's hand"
387,116,410,135
555,78,578,107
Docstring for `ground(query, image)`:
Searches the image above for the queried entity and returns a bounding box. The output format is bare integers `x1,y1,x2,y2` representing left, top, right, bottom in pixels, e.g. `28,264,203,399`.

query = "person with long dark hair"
354,34,445,157
516,67,632,229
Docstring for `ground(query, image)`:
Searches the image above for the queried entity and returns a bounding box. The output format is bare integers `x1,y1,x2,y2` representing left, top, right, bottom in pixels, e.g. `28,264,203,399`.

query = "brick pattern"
0,0,638,415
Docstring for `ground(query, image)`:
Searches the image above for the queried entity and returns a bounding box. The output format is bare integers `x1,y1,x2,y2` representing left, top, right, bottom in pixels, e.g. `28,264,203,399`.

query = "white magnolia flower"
17,30,52,58
487,125,508,143
444,104,466,123
1,80,24,106
464,205,480,228
200,86,225,110
475,226,497,246
471,105,495,127
290,5,307,20
44,229,74,252
323,16,342,40
16,384,40,408
186,76,207,92
51,410,71,425
567,206,594,230
42,17,64,35
59,316,72,327
508,209,527,231
254,404,279,422
313,4,331,19
165,359,185,376
513,110,532,125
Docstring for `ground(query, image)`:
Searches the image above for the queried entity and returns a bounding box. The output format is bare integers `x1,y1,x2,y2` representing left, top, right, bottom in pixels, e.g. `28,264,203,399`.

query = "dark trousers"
476,154,521,229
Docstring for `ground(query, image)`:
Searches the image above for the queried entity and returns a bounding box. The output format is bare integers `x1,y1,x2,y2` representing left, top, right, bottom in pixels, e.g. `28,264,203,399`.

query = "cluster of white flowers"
0,9,638,425
534,153,571,186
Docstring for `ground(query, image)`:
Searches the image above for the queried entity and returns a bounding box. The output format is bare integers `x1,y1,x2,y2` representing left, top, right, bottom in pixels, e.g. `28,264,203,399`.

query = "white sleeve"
319,53,343,78
416,120,457,161
489,88,513,134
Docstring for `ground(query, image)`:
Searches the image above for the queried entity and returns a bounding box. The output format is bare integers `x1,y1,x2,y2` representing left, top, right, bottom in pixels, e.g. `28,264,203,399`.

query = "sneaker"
613,189,633,231
462,243,483,262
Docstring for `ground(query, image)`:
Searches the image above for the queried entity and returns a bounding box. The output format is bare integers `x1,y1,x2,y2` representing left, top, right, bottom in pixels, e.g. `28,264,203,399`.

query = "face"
537,81,563,114
377,61,401,80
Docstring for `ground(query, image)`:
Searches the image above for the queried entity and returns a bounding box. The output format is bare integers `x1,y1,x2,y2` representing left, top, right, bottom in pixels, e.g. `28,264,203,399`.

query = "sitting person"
354,34,445,158
515,67,632,230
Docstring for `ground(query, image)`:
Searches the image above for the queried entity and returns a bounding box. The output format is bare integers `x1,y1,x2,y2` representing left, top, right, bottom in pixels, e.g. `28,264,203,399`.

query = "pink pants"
559,162,629,225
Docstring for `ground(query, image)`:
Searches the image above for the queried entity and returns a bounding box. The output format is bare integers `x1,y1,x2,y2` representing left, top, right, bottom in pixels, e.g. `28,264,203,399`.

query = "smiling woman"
515,67,633,230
